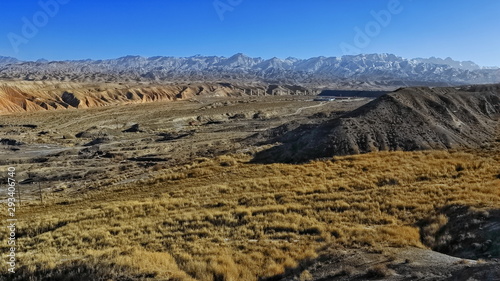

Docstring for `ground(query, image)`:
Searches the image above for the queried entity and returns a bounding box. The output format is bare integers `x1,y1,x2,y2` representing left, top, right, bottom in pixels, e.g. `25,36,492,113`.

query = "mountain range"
1,54,499,89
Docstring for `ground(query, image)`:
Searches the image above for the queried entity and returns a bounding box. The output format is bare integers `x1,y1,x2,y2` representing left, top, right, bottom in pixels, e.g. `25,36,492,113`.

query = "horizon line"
2,53,499,68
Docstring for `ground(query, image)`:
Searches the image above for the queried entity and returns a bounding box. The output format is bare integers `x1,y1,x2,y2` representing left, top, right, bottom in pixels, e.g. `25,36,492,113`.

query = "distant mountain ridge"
0,56,20,65
413,57,482,71
1,54,499,88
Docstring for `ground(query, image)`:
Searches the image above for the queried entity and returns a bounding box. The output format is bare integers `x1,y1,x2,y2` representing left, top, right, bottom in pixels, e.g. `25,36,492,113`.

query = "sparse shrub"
152,163,166,171
365,264,394,278
421,214,449,248
338,265,356,276
416,175,431,181
376,177,399,186
209,254,242,281
216,184,231,194
411,271,424,278
456,259,470,265
162,172,187,181
299,270,313,281
455,163,465,172
217,155,238,167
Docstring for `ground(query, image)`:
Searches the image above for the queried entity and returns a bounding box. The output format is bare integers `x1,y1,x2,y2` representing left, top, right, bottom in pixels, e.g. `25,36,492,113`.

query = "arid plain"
0,81,499,280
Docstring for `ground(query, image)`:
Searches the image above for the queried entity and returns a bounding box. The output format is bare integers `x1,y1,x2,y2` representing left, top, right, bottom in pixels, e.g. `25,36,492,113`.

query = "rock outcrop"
253,85,500,163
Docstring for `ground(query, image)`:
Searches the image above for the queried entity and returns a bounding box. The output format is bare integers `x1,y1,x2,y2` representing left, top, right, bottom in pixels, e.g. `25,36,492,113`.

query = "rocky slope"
1,54,499,88
271,246,500,281
253,84,500,163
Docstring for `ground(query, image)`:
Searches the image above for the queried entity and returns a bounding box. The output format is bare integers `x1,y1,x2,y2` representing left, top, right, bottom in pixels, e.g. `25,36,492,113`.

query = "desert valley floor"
1,89,500,280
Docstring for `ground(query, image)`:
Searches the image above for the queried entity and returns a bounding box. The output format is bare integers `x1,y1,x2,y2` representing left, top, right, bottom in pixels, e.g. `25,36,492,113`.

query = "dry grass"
1,149,499,280
365,264,395,278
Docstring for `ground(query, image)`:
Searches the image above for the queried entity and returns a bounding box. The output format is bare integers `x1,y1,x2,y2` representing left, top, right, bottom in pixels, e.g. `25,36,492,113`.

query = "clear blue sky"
0,0,499,66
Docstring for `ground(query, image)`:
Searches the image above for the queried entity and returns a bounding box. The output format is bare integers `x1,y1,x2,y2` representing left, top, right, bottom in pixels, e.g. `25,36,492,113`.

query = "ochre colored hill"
0,81,254,114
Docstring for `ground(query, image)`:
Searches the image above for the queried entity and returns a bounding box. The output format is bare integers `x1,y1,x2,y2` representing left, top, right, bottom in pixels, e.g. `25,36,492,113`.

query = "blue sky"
0,0,499,66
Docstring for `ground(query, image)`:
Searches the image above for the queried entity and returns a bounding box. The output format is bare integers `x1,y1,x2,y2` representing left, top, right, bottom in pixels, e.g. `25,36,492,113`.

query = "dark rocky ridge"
253,84,500,163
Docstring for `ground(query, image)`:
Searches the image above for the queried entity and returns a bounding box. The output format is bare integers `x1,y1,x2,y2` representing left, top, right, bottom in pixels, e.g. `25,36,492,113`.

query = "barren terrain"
0,84,499,280
0,93,365,200
0,81,316,114
254,85,500,163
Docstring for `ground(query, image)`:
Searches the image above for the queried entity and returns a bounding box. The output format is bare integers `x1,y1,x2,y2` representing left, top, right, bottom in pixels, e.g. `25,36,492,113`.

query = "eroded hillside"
0,81,311,114
254,85,500,163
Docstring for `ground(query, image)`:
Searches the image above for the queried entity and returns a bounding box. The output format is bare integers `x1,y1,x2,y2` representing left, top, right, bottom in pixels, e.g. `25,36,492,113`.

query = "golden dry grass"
1,149,499,280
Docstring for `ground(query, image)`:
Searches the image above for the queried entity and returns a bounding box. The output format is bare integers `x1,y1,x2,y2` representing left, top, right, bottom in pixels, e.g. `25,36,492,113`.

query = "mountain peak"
414,57,481,70
230,53,247,58
0,53,497,87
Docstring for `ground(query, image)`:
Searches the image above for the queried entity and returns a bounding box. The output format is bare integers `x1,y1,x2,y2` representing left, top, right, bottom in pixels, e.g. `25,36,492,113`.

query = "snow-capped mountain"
413,57,482,71
0,56,20,65
0,53,498,87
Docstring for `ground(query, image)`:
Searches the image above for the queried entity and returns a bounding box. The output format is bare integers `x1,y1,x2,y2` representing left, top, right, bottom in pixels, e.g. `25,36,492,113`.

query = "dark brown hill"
253,85,500,163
